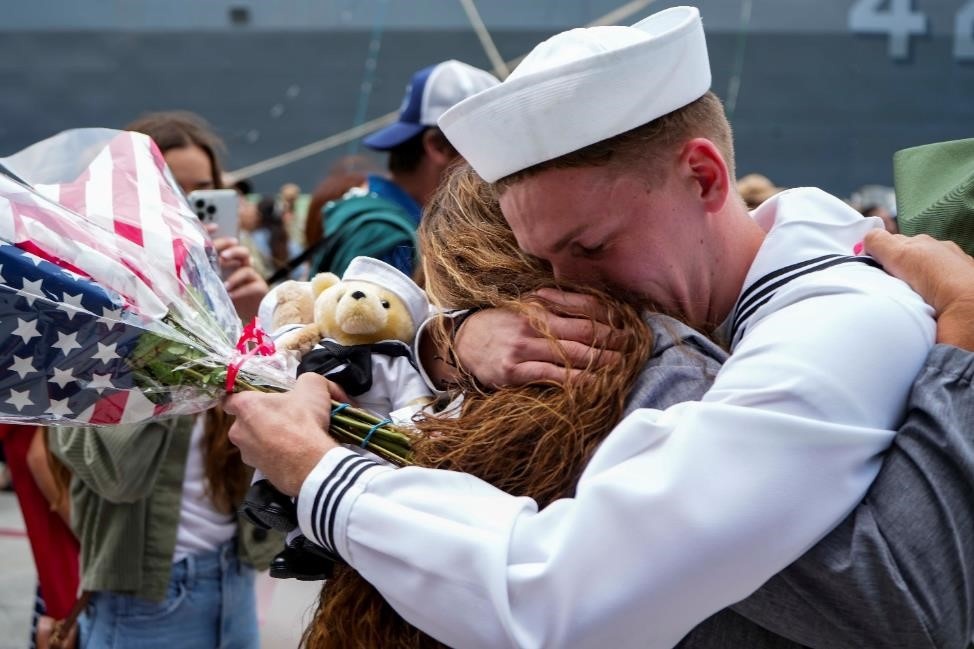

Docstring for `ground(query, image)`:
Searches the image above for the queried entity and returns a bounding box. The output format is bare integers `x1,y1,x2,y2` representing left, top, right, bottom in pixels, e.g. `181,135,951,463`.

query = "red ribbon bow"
226,318,276,393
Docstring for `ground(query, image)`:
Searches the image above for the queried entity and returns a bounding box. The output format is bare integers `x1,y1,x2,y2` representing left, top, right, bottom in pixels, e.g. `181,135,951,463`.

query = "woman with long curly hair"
299,163,726,648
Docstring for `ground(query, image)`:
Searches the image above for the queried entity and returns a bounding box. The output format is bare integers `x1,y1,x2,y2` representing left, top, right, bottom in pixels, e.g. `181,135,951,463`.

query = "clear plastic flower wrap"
0,129,411,464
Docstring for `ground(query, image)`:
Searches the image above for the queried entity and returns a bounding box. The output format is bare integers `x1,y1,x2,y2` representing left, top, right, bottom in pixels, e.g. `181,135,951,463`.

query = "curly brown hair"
301,163,653,649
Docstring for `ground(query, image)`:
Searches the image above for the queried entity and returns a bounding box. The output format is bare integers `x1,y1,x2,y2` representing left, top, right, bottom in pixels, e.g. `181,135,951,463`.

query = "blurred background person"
0,424,79,649
128,111,267,321
127,111,223,194
737,173,784,210
850,184,899,233
307,60,498,278
227,175,260,232
250,186,304,280
256,155,377,286
49,110,279,649
303,155,375,250
225,175,279,279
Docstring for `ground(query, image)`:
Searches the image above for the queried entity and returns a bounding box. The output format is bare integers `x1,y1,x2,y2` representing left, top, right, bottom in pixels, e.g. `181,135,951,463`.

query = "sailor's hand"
864,230,974,350
452,288,625,388
225,373,339,496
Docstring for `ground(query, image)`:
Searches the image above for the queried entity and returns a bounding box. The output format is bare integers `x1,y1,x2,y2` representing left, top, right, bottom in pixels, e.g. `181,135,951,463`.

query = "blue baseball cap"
363,60,499,151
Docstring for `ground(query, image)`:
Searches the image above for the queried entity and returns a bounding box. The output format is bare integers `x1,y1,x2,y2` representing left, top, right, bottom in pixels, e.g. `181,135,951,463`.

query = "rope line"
587,0,658,27
346,0,389,156
726,0,753,119
458,0,510,79
228,0,661,179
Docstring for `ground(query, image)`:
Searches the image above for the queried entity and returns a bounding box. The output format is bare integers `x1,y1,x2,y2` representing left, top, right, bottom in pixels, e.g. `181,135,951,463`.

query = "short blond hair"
497,91,735,189
737,173,782,209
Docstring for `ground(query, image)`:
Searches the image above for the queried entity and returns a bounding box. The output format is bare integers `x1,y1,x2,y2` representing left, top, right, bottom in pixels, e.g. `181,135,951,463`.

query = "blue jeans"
79,540,258,649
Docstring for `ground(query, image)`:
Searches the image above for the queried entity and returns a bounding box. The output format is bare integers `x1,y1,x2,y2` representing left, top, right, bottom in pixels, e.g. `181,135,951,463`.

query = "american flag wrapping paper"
0,129,292,426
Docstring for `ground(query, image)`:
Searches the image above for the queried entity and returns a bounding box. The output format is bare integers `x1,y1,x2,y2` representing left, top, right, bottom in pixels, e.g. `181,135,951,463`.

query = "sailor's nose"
351,291,366,300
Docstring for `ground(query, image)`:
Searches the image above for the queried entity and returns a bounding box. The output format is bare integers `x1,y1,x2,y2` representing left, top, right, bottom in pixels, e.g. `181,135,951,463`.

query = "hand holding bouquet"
0,129,411,464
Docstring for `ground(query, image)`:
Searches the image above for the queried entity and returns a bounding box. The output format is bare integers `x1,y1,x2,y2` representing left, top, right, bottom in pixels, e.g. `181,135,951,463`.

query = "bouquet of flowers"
0,129,411,464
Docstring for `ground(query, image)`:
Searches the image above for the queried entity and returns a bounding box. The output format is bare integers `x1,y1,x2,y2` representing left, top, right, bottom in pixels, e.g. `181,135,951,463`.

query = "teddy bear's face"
314,279,414,346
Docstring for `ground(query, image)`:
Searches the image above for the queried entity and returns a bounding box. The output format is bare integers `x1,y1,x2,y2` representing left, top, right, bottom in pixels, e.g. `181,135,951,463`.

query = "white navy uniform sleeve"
299,188,935,649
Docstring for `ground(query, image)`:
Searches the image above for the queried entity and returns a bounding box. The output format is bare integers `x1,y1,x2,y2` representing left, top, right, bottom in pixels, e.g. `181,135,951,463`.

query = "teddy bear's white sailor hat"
343,256,428,330
438,6,711,183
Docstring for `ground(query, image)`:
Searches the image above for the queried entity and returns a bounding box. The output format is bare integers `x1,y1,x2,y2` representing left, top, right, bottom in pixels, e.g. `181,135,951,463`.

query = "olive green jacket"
51,415,282,601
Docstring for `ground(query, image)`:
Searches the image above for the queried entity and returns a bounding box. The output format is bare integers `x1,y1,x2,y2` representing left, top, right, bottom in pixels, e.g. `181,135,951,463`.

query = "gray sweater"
628,317,972,648
676,345,974,649
624,313,727,417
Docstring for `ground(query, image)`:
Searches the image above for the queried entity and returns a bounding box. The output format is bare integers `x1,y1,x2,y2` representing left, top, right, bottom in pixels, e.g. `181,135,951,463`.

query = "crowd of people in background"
3,6,974,649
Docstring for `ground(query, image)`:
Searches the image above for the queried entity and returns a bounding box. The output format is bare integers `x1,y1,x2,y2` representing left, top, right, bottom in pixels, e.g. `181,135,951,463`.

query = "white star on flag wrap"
0,241,169,424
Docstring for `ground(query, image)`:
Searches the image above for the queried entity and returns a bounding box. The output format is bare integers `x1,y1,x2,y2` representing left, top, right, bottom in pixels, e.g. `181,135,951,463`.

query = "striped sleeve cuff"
297,446,392,558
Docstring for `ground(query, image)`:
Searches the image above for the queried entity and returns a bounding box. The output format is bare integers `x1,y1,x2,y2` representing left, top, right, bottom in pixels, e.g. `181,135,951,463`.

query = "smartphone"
186,189,239,240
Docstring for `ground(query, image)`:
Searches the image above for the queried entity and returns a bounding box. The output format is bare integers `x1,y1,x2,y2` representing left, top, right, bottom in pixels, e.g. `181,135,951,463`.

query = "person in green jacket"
50,111,280,649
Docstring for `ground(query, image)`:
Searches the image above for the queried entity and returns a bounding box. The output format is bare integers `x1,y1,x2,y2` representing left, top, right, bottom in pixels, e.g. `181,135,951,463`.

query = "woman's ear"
681,138,731,214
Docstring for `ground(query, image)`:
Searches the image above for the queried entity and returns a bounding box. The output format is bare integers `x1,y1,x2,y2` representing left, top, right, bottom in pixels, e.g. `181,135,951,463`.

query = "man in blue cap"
311,60,498,278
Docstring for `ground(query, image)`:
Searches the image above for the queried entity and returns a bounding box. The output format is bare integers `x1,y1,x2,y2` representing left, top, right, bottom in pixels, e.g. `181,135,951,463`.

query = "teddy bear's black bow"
297,340,412,396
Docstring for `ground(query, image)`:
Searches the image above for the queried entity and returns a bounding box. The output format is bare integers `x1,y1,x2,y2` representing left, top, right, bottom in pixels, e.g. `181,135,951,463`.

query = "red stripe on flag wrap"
89,392,129,425
85,391,170,426
8,199,156,300
15,241,89,279
110,134,145,247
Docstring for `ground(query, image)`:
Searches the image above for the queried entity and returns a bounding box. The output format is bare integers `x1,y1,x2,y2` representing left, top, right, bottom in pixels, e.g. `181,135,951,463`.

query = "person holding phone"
49,111,278,649
187,188,240,241
127,111,265,322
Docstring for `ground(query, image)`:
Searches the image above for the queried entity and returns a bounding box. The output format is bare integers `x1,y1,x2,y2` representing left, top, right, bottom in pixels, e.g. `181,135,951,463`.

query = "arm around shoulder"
730,343,974,648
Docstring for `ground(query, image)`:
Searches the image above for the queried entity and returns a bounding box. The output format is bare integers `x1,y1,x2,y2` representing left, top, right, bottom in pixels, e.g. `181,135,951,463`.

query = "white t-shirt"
297,188,935,649
173,416,236,561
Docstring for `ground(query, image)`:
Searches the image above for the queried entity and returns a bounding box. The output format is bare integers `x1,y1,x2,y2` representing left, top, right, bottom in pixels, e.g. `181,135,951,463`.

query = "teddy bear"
242,256,432,580
272,262,431,415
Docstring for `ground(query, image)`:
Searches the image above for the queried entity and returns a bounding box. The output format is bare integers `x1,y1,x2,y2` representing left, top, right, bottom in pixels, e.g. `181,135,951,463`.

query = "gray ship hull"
2,1,972,197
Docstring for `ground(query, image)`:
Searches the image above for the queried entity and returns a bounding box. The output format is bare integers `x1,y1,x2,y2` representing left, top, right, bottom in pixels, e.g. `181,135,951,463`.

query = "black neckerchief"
297,339,413,396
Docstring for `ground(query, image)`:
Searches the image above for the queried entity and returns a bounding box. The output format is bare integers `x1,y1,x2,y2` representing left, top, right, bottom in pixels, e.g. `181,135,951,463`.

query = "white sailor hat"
343,256,428,330
439,6,711,183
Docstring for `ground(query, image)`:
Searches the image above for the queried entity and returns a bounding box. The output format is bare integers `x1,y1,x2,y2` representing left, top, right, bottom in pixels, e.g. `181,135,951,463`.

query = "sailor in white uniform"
226,7,934,649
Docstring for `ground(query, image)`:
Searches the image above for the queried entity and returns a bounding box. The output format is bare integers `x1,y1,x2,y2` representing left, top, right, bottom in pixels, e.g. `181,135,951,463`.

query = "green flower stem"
131,313,413,467
332,413,411,443
330,427,410,465
223,384,413,465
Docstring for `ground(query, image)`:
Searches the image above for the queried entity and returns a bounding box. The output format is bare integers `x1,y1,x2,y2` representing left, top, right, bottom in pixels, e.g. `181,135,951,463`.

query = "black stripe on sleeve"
325,459,380,555
309,454,367,550
315,456,376,553
734,254,841,316
732,255,842,336
731,256,881,345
